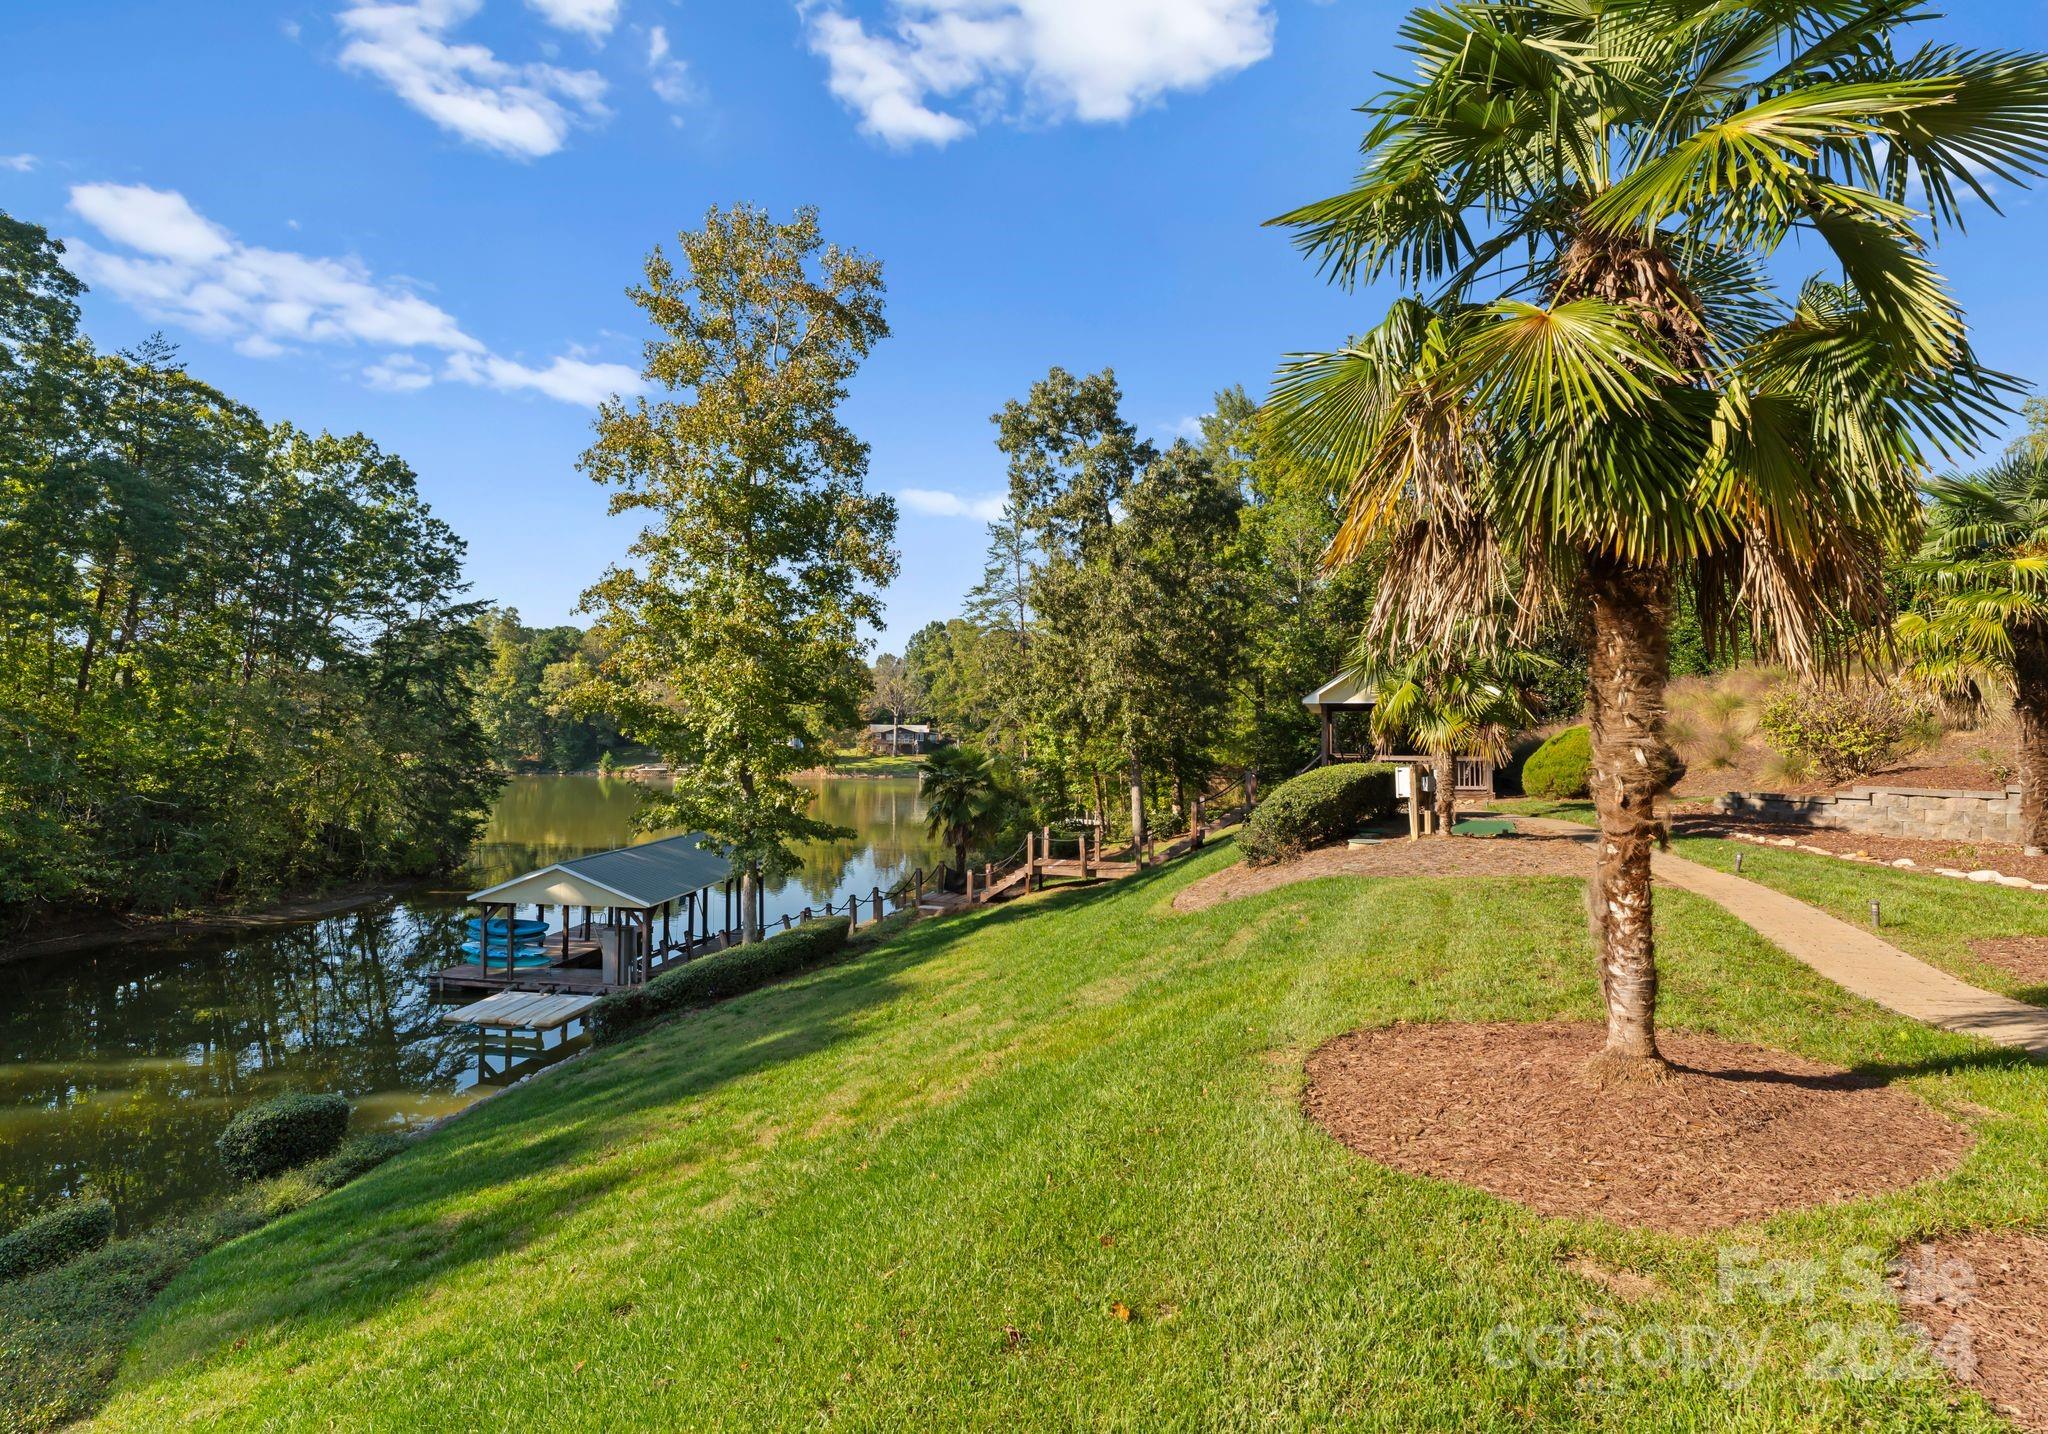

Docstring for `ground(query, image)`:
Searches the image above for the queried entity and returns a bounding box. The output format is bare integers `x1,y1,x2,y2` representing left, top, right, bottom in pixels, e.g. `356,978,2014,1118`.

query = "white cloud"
363,352,436,391
0,153,37,173
899,487,1007,520
803,0,1274,147
69,183,234,264
444,350,640,405
646,24,693,106
65,182,636,407
337,0,609,159
526,0,619,38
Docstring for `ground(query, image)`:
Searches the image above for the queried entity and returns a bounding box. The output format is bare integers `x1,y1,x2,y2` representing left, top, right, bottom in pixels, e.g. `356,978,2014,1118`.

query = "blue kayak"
466,917,549,938
459,941,554,966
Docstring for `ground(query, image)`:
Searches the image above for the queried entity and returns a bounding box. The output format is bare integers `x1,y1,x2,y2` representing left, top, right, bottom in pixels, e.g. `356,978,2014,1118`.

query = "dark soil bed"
1892,1230,2048,1432
1301,1021,1974,1234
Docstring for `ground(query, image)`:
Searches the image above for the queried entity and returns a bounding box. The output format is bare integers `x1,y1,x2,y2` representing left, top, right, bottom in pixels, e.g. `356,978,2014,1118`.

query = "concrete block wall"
1713,785,2027,844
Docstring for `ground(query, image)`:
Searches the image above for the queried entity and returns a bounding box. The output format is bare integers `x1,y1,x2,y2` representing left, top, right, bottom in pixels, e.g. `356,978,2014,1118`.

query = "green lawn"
825,751,924,776
90,842,2048,1429
1671,838,2048,1005
1490,797,2048,1003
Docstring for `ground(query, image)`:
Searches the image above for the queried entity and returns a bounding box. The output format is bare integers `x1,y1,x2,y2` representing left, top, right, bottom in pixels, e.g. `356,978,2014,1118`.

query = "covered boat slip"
438,832,759,998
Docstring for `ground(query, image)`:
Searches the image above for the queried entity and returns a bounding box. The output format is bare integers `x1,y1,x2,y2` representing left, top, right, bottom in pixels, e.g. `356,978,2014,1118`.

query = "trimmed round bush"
0,1198,115,1283
216,1093,350,1182
1239,763,1398,867
1522,726,1593,799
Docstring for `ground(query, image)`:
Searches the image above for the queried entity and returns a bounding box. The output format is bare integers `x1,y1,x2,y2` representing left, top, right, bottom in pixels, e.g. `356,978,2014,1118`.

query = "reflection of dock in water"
457,1018,590,1087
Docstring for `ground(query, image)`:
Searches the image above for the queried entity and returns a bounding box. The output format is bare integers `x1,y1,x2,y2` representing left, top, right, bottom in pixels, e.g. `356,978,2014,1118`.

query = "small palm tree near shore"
1899,449,2048,852
1353,635,1548,836
919,746,1007,889
1271,0,2048,1079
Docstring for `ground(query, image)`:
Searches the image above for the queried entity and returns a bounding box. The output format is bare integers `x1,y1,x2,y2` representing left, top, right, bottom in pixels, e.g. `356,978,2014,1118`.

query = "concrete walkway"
1511,816,2048,1058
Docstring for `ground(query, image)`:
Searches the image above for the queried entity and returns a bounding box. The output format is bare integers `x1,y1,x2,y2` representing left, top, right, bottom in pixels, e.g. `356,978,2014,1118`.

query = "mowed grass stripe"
94,842,2046,1430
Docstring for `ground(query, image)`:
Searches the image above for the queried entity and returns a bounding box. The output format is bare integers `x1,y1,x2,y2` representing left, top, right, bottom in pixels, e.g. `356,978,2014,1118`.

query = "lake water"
0,775,943,1231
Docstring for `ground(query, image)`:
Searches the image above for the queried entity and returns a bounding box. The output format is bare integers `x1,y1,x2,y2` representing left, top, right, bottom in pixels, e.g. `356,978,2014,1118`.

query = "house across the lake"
867,722,938,755
1300,673,1497,798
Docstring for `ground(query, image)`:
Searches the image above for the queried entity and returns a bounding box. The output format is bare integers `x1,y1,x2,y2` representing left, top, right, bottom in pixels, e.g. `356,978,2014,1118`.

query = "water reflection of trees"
0,776,949,1231
0,902,477,1231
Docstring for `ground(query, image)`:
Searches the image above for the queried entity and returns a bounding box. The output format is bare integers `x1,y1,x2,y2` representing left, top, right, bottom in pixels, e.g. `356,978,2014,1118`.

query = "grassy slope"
95,844,2048,1430
1671,839,2048,1005
1491,798,2048,1003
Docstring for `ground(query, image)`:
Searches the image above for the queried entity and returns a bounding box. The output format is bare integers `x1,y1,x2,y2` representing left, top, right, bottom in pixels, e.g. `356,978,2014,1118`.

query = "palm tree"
1270,1,2048,1079
1354,631,1549,836
1898,448,2048,852
919,746,1006,889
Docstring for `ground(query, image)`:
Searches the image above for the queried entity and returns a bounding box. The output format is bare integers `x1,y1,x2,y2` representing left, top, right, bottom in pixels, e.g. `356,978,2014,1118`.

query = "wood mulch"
1172,829,1592,913
1301,1021,1974,1234
1892,1230,2048,1432
1970,938,2048,987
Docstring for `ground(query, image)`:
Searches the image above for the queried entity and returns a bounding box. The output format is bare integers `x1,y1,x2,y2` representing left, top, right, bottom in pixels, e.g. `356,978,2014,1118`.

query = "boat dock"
439,990,602,1031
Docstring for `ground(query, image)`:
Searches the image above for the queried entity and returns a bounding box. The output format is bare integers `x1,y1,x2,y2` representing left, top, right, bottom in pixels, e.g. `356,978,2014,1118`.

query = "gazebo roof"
467,833,735,911
1301,671,1379,711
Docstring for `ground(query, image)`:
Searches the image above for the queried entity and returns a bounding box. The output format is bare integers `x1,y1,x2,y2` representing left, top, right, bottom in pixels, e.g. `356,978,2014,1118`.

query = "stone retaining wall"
1713,785,2025,844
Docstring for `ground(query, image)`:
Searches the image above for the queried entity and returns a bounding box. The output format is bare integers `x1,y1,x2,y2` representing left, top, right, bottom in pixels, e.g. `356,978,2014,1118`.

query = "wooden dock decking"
440,990,601,1031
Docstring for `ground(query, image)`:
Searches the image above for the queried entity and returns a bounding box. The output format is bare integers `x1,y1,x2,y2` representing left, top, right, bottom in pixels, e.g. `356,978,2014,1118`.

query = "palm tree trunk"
954,839,969,890
2010,636,2048,854
1431,750,1456,837
1584,559,1685,1080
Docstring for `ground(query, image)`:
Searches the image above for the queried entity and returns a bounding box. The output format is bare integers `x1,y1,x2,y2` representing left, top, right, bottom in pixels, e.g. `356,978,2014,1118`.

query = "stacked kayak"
467,917,549,939
463,915,555,968
460,941,555,968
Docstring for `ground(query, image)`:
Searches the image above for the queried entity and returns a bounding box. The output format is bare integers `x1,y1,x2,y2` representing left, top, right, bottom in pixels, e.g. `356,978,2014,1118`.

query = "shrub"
1238,763,1397,867
1522,726,1593,799
304,1131,408,1191
0,1199,115,1283
1758,684,1928,785
588,918,855,1045
216,1093,350,1182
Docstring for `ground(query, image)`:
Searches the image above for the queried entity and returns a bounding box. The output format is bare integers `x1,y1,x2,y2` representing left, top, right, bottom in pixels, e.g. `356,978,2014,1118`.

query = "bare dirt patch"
1893,1230,2048,1432
1301,1021,1973,1234
1174,829,1591,912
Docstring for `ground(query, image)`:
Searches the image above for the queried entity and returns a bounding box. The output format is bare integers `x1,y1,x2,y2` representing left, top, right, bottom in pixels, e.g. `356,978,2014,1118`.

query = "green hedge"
0,1200,115,1284
1239,763,1398,867
588,918,854,1045
1522,726,1593,799
216,1093,350,1182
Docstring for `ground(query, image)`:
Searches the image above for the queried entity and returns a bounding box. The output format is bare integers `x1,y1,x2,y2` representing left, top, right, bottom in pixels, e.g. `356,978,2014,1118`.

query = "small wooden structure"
440,991,600,1031
1300,674,1496,797
444,833,745,997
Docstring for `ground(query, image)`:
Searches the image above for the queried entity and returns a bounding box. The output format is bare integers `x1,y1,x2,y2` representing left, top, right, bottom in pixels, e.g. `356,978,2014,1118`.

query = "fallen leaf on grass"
1110,1301,1132,1323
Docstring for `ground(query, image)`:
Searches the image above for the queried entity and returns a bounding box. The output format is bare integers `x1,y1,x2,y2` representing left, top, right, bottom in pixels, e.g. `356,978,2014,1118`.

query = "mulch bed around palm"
1173,830,1592,912
1301,1021,1973,1234
1892,1230,2048,1432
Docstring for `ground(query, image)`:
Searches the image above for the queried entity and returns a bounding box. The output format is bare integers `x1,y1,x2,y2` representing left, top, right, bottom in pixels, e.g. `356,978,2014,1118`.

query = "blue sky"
7,0,2048,650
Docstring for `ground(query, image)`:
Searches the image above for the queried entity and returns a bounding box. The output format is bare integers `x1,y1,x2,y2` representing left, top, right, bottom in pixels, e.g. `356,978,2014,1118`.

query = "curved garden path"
1507,815,2048,1058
